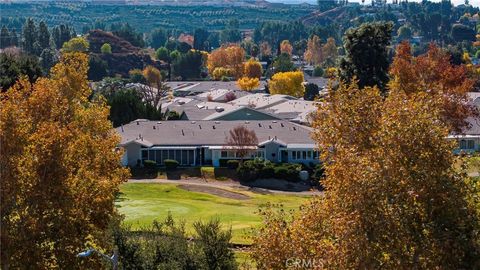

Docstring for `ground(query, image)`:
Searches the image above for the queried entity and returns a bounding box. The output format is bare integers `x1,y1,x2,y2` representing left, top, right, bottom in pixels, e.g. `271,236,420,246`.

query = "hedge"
164,159,179,170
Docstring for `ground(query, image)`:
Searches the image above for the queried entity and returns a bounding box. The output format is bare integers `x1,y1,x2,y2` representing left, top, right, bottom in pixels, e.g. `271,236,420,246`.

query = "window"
302,151,307,160
460,140,475,150
292,151,297,160
221,151,228,158
142,150,148,160
149,150,155,161
468,140,475,149
307,151,312,159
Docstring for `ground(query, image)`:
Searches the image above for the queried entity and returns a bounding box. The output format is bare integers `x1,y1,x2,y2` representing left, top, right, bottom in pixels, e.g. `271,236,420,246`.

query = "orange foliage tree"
260,41,272,58
304,35,323,65
0,52,129,268
253,80,480,269
207,45,245,79
280,40,293,56
243,58,263,79
390,42,477,133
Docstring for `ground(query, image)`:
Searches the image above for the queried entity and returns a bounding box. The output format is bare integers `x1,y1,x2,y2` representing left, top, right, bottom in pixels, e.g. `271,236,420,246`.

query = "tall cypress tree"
0,26,10,49
10,29,18,47
22,18,37,55
38,21,50,51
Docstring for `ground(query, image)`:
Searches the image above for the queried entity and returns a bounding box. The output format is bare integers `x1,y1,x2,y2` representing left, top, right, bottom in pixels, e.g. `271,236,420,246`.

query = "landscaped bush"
274,164,301,182
164,159,179,170
236,159,302,182
226,160,240,169
259,163,275,179
236,159,262,182
143,159,156,168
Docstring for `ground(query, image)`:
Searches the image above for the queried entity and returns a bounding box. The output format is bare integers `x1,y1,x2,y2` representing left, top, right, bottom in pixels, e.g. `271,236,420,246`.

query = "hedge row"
236,159,302,182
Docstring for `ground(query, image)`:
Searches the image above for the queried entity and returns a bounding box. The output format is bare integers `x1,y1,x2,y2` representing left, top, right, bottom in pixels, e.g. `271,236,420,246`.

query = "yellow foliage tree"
237,77,260,91
207,45,245,79
253,80,480,269
322,37,338,67
280,40,293,56
269,71,304,97
304,35,323,65
243,58,263,79
212,67,234,80
0,52,129,268
61,37,89,53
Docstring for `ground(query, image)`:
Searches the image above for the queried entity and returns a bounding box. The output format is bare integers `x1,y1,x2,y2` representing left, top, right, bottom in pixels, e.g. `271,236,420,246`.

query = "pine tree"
0,26,10,49
38,21,51,51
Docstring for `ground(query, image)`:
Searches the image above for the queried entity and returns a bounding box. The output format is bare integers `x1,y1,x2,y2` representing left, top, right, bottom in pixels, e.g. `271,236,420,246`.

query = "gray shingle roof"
117,120,314,146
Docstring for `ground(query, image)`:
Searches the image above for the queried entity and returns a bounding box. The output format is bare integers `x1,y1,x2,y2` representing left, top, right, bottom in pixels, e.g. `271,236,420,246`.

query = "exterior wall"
125,143,141,166
215,108,278,121
452,137,480,154
264,142,282,162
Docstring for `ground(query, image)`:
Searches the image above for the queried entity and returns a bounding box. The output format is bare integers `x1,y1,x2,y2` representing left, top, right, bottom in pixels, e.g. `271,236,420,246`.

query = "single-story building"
117,119,319,167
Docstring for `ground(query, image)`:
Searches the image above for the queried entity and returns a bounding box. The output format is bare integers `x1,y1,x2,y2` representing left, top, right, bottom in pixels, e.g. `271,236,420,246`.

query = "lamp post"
77,248,118,270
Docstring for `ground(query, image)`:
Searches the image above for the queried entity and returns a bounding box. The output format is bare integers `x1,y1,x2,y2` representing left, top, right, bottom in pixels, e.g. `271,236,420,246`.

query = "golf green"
116,183,311,244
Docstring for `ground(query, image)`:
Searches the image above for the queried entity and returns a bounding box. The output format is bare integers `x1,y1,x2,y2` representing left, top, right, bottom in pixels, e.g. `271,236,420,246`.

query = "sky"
270,0,480,7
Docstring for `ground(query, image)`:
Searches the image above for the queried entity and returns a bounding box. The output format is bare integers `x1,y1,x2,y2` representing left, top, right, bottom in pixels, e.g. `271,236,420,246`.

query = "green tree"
272,53,295,73
304,82,319,101
39,48,57,74
0,52,42,91
397,25,413,41
52,24,74,49
62,37,89,53
451,23,476,42
10,29,18,47
150,28,167,49
0,26,11,49
340,22,393,92
112,23,144,48
194,28,209,51
171,50,204,80
37,21,50,51
220,20,242,44
155,46,170,62
22,18,37,54
87,55,108,81
100,43,112,54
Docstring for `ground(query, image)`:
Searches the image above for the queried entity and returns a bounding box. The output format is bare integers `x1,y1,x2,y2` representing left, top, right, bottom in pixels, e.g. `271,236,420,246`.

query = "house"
117,119,319,167
195,89,251,102
229,93,295,110
167,81,267,96
450,92,480,154
162,99,280,121
259,99,318,125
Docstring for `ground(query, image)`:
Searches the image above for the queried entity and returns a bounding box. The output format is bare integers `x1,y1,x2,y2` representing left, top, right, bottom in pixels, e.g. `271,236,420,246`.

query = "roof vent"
293,127,297,131
213,125,216,129
273,120,277,123
258,123,262,127
191,121,196,124
215,106,225,112
245,121,250,124
121,125,124,132
281,123,284,127
153,126,156,130
157,121,162,124
215,121,220,124
199,125,202,129
269,125,272,129
178,100,185,105
136,121,139,125
182,129,185,136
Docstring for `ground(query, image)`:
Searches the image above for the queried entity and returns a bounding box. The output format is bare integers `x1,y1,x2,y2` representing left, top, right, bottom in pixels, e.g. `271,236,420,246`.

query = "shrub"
274,164,300,182
164,159,179,170
226,160,240,169
101,43,112,54
143,159,156,168
259,164,275,179
237,159,263,182
313,65,324,77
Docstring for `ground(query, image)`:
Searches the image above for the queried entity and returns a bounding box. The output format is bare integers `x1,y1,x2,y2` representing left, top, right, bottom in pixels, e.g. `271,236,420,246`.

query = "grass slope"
116,183,310,244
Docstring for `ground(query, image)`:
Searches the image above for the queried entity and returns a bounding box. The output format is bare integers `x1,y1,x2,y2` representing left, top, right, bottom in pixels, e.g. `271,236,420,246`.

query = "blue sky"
270,0,479,7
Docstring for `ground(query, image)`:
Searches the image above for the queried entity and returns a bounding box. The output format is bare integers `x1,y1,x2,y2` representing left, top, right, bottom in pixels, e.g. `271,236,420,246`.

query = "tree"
225,125,259,162
207,32,220,50
0,52,42,91
237,77,260,91
88,55,108,81
22,18,37,55
100,43,112,54
37,21,50,51
39,48,57,74
253,80,480,269
280,40,293,56
340,22,393,92
304,82,319,101
207,45,245,79
52,24,74,49
397,25,413,41
243,58,263,79
62,37,89,53
0,26,11,49
194,28,209,51
389,42,477,133
171,50,204,80
155,47,170,62
10,29,18,47
322,37,338,67
111,23,144,48
140,65,171,108
451,23,476,42
150,28,167,49
220,20,242,44
272,53,295,73
260,41,272,58
0,52,129,268
269,71,304,97
304,35,323,65
212,67,234,81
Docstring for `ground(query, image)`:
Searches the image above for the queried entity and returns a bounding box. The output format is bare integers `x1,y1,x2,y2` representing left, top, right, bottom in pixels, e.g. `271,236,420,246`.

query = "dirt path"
177,184,251,200
128,178,322,196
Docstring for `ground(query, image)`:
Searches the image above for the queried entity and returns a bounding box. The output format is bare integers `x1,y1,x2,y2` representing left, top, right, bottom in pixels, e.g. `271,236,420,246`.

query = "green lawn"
116,183,310,244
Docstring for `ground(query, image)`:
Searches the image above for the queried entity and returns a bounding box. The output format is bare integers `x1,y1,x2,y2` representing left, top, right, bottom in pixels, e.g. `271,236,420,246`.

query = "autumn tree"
304,35,323,65
207,45,245,79
279,40,293,56
269,71,304,97
62,37,89,53
253,80,480,269
243,58,263,79
0,52,129,269
259,41,272,58
140,65,171,109
322,37,338,67
225,125,259,162
237,77,260,91
390,42,477,133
